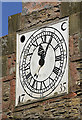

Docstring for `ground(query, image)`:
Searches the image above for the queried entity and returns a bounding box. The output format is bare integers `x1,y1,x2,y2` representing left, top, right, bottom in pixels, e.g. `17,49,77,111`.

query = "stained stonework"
1,2,82,120
13,93,81,120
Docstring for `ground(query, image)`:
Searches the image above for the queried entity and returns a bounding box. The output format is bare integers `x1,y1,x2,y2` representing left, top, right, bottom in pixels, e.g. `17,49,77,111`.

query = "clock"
16,18,68,105
19,27,67,99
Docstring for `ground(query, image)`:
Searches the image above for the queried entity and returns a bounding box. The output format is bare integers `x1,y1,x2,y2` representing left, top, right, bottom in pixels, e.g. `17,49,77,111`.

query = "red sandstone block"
2,101,9,111
10,79,15,101
69,61,80,92
2,74,14,82
69,36,74,56
22,2,60,15
69,34,80,60
7,54,16,75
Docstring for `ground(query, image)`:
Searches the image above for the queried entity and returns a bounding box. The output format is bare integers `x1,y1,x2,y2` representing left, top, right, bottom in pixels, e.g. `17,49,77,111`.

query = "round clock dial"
19,27,67,99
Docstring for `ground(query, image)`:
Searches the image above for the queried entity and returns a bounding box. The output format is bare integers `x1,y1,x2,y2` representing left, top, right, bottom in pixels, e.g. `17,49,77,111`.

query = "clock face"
19,27,67,99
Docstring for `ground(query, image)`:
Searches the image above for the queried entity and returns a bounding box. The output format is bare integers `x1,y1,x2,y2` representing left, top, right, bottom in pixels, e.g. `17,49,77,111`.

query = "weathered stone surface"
13,94,81,119
8,13,22,34
60,2,81,17
22,2,61,15
69,61,80,92
0,33,16,56
69,12,81,35
69,33,82,61
79,32,82,53
21,5,60,31
0,53,16,77
2,81,10,112
0,56,7,77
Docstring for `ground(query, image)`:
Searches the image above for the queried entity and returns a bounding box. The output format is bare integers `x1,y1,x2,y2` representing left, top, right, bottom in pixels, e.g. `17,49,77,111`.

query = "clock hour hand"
34,45,45,79
38,44,45,67
38,44,45,59
38,44,45,66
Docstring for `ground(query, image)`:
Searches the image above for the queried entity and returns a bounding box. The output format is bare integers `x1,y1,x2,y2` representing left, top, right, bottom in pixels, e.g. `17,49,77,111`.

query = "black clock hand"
38,44,45,58
34,45,45,79
34,34,53,79
44,34,53,58
38,44,45,66
34,65,41,79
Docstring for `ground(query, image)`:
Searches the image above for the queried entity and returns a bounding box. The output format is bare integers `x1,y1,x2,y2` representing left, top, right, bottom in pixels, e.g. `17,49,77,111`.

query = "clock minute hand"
44,34,53,58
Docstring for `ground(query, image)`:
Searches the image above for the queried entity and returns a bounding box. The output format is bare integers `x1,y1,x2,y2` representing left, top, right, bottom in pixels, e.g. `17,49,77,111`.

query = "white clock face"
19,27,67,98
16,18,69,105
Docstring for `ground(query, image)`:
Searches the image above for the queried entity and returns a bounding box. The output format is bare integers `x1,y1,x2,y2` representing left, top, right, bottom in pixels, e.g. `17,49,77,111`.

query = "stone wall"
0,2,82,120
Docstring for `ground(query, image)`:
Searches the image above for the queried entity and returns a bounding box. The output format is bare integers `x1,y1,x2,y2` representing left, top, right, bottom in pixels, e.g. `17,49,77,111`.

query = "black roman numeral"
26,53,33,56
31,80,38,90
24,62,30,70
43,81,47,88
35,40,38,46
53,66,60,75
55,55,63,61
32,43,37,47
49,77,57,86
41,35,46,43
49,77,54,82
26,72,31,79
41,36,44,42
32,41,38,47
40,82,42,90
54,44,59,51
32,80,36,87
44,35,46,42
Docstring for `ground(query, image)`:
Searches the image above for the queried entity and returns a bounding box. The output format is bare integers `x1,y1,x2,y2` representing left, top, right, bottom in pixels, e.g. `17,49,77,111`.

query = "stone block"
22,2,60,15
0,53,16,78
0,33,16,56
8,13,22,34
0,56,7,77
2,81,10,112
69,13,81,35
69,61,80,92
10,79,15,103
79,32,82,53
69,33,82,62
21,5,60,31
60,2,81,17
